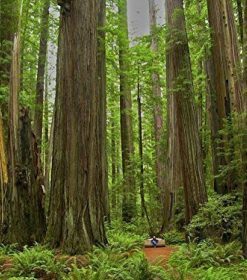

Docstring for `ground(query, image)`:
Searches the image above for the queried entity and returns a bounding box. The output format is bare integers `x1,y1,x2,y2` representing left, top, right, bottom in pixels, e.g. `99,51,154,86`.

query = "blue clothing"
151,239,158,247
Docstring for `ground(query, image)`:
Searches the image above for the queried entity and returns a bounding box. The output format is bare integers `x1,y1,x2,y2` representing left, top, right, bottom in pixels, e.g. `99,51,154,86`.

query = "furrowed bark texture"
2,31,46,244
165,0,207,223
207,0,245,194
118,0,136,222
111,117,117,212
137,75,145,217
46,0,107,254
0,112,8,224
166,83,182,223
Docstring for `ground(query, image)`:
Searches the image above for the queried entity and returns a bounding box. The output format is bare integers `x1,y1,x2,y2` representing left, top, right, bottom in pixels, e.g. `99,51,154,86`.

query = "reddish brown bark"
166,0,207,223
0,111,8,224
46,0,107,254
206,0,244,193
2,28,46,245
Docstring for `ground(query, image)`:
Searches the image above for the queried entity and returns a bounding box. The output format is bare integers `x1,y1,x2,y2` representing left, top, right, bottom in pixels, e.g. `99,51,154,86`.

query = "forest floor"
143,246,177,267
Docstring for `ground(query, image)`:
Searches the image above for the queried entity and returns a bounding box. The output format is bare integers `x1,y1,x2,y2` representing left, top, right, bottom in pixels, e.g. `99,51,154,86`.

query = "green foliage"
169,241,243,269
109,219,149,238
66,227,162,280
193,264,247,280
186,192,242,242
217,113,247,188
163,241,247,280
108,231,144,251
1,233,247,280
5,244,65,279
0,230,165,280
9,277,35,280
81,248,150,280
0,244,19,256
163,230,185,245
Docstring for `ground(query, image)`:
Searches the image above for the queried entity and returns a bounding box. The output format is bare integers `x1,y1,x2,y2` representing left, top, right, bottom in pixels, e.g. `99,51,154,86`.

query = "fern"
6,244,65,279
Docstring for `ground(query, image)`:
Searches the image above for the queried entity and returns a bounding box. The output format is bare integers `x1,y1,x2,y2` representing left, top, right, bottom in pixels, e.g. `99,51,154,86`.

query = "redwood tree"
148,0,168,228
0,0,19,117
4,43,45,245
97,0,109,221
165,0,207,223
46,0,107,254
0,111,8,224
1,1,46,245
118,0,136,222
34,0,50,146
207,0,244,194
242,0,247,259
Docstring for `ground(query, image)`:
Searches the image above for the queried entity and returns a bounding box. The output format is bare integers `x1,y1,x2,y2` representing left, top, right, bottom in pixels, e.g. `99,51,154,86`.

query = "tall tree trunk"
46,0,107,254
236,0,244,46
34,0,50,146
2,27,46,245
97,0,109,222
222,0,243,113
0,0,20,117
242,0,247,259
118,0,136,222
206,0,243,193
44,109,54,214
137,68,152,229
165,0,207,224
111,117,117,212
148,0,168,229
44,66,49,176
166,85,182,225
244,0,247,93
0,111,8,224
137,69,145,217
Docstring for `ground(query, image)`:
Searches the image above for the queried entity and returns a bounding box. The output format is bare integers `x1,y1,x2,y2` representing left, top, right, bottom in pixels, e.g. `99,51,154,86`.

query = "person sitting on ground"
151,236,159,248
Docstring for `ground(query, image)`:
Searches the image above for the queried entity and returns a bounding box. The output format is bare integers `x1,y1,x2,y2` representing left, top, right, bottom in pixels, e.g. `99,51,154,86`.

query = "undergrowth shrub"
163,230,185,245
7,277,36,280
67,247,151,280
6,244,65,279
148,265,172,280
109,219,149,239
108,231,144,251
0,229,165,280
107,221,146,251
0,244,19,256
163,240,247,280
169,240,243,269
186,192,242,242
193,264,247,280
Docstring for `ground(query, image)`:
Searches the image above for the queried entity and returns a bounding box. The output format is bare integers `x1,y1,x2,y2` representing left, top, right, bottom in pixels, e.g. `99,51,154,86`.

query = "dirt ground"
143,247,176,267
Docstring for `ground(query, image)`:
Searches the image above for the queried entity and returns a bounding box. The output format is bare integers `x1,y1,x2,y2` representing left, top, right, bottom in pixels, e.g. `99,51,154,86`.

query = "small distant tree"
34,0,50,147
